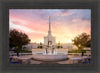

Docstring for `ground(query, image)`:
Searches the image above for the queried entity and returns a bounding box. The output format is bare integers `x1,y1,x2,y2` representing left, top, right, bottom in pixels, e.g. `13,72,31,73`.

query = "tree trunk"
16,48,19,56
16,46,22,57
17,51,19,56
82,51,84,56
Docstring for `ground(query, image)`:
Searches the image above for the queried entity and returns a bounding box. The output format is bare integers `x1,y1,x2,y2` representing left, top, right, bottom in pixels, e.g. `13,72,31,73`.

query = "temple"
44,16,56,53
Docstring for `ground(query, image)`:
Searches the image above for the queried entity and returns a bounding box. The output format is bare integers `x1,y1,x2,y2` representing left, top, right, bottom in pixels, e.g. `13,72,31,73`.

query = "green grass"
68,50,86,53
14,50,32,53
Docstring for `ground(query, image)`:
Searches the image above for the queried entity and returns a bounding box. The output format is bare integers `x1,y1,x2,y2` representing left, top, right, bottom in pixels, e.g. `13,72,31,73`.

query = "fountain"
32,49,68,61
32,16,68,61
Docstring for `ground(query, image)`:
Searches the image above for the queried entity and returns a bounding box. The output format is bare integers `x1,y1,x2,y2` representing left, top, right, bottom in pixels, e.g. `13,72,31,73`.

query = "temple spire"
48,16,51,36
49,16,51,32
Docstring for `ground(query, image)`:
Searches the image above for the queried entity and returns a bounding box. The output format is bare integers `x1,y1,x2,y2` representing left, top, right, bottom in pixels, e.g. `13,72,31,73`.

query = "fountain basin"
32,53,67,61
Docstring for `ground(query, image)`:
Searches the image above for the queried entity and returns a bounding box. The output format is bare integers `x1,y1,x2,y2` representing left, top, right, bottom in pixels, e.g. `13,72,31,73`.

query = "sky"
9,9,91,43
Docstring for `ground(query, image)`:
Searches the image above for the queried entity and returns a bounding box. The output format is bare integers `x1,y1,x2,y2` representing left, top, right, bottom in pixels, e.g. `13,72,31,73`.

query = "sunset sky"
9,9,91,43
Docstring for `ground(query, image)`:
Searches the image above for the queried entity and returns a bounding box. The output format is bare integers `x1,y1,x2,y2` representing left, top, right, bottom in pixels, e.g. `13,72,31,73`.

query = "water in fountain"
43,43,57,55
43,48,57,55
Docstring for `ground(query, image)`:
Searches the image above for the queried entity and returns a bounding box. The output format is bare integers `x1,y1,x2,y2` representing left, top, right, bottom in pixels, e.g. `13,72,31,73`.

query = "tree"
72,33,91,56
57,41,63,48
72,33,91,50
9,29,30,56
37,42,43,48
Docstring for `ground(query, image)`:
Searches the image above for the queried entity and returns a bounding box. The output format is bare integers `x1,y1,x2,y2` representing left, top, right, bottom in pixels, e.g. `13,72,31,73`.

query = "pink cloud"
10,16,29,26
10,15,49,34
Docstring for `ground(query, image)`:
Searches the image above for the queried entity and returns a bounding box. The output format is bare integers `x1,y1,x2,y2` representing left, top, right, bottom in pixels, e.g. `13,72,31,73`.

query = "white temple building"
44,16,56,48
43,16,56,54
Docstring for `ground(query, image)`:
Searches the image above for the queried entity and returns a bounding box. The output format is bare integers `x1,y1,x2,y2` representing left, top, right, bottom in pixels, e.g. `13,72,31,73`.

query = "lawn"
68,50,86,53
14,50,32,53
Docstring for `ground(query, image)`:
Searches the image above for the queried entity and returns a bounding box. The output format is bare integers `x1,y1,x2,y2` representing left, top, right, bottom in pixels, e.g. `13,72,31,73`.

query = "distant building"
22,43,39,51
22,43,77,51
56,43,78,51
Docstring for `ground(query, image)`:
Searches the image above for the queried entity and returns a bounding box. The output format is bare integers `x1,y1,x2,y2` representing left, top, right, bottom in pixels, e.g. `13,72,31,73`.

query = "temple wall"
44,36,56,46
